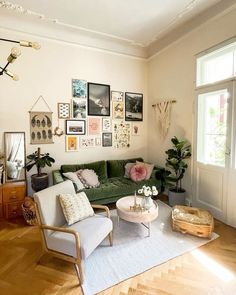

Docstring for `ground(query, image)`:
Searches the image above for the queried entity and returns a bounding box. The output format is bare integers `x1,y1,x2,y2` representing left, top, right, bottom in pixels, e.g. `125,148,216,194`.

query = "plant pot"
31,173,49,192
168,188,186,206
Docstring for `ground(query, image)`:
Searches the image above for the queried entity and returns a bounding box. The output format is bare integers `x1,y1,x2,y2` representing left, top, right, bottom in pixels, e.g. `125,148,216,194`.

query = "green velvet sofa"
52,157,161,204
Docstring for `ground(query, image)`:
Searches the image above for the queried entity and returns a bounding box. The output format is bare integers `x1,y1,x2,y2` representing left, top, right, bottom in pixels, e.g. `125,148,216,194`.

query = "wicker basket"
171,205,214,238
22,199,38,226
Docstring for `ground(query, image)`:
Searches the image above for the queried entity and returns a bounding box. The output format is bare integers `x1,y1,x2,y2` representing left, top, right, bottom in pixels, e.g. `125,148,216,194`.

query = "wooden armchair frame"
35,203,113,285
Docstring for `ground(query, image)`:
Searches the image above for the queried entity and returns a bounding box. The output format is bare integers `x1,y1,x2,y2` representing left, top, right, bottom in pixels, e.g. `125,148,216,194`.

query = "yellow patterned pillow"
59,192,94,225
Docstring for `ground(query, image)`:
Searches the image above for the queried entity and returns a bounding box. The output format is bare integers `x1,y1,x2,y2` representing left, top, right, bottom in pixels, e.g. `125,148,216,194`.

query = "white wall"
0,28,147,192
147,7,236,209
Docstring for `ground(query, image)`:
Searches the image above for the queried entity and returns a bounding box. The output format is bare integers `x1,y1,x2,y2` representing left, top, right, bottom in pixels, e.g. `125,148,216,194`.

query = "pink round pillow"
130,164,147,182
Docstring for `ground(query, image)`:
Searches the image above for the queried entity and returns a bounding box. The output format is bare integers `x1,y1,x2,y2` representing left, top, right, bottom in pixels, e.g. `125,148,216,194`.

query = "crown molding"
147,0,236,58
1,0,236,59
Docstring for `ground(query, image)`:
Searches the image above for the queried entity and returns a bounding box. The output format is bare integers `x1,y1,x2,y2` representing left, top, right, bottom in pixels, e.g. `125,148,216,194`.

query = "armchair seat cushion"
46,214,112,259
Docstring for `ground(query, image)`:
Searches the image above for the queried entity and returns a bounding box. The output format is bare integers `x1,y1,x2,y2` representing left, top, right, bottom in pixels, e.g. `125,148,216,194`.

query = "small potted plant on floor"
25,147,55,192
165,136,191,206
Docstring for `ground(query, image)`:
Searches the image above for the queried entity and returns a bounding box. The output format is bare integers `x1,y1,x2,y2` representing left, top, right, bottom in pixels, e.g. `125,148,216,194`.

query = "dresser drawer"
3,184,26,203
0,186,2,204
4,201,23,219
0,205,3,218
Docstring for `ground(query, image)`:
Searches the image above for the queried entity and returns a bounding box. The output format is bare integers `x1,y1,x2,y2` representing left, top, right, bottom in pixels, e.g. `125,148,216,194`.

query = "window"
197,41,236,86
197,89,229,167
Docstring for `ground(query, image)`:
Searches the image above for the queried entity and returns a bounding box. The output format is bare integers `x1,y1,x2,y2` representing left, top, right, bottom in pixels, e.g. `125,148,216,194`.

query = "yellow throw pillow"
59,192,94,225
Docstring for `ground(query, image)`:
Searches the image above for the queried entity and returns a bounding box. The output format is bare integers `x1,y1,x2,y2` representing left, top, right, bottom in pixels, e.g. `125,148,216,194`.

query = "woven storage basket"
22,201,38,226
172,205,214,238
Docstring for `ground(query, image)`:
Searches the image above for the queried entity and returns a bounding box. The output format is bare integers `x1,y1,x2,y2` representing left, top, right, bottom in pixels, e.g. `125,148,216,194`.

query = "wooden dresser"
0,185,3,219
2,181,26,219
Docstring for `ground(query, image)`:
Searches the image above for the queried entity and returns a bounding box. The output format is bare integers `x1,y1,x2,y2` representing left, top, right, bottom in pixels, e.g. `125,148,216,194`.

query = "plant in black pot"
25,147,55,192
165,136,191,206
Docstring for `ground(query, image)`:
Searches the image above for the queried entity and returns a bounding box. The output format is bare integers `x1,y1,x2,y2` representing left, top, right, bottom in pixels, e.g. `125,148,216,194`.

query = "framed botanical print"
112,101,124,119
102,132,112,147
125,92,143,121
80,137,95,148
65,120,86,135
88,82,110,116
66,136,78,152
58,103,70,119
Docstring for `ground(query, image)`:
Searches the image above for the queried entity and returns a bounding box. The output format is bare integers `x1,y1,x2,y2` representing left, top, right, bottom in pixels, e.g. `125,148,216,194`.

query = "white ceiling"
0,0,234,57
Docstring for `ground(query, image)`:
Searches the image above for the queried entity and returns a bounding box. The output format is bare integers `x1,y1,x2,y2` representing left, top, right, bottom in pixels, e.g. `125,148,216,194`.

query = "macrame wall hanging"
29,95,54,144
152,99,176,139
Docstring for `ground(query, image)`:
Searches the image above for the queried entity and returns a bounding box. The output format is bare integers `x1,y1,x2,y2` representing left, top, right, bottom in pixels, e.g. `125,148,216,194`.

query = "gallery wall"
147,7,236,203
0,28,147,193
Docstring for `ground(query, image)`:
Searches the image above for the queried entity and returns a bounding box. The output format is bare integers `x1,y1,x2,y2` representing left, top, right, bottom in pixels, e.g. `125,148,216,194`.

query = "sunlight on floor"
192,249,235,282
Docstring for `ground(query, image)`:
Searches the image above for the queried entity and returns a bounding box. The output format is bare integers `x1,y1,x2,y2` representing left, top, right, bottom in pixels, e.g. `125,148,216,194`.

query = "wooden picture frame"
125,92,143,121
65,120,86,135
88,82,110,116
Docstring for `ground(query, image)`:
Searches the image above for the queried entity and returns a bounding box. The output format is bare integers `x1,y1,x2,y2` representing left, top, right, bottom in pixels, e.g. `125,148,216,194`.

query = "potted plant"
25,147,55,192
165,136,191,206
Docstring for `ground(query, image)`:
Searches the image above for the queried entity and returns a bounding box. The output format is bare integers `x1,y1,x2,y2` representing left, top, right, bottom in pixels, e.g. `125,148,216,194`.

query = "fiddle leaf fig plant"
165,136,191,192
25,147,55,176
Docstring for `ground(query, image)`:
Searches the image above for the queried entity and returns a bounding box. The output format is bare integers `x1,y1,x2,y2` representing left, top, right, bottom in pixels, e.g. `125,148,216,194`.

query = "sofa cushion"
63,172,84,190
77,169,100,188
130,164,147,181
61,160,107,181
136,161,154,180
107,157,143,178
46,214,113,259
59,192,94,225
84,177,159,203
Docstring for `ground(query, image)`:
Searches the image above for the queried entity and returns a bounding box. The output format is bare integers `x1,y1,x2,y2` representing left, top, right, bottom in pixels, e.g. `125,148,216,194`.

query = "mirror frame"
4,131,26,183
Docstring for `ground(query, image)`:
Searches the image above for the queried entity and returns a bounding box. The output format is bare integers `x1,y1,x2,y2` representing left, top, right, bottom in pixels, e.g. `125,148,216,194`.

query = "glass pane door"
197,89,229,167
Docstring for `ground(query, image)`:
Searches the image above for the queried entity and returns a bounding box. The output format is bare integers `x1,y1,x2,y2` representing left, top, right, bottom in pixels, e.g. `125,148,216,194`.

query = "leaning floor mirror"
4,132,26,182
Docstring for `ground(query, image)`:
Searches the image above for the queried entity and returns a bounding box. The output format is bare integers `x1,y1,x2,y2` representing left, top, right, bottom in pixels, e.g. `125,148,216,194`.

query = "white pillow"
77,169,100,188
59,192,94,225
63,172,84,190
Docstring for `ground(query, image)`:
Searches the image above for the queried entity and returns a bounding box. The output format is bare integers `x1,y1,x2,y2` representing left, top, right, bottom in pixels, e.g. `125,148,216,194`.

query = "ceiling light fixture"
0,38,41,81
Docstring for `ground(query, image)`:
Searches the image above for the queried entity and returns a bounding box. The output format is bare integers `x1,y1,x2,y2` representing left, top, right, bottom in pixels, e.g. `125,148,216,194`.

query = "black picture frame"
65,120,86,135
125,92,143,121
102,132,112,147
88,82,110,116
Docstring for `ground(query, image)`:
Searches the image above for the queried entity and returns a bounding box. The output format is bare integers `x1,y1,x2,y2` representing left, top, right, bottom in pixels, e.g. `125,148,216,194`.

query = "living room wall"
147,7,236,211
0,28,147,191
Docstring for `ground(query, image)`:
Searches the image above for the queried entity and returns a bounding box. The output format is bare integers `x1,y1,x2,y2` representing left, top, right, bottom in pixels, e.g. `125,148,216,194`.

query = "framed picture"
66,120,86,135
111,91,124,102
88,82,110,116
132,123,142,136
95,137,102,146
58,103,70,119
80,137,95,148
72,79,87,98
113,121,131,148
112,101,124,119
102,118,111,131
66,136,78,152
72,98,86,119
125,92,143,121
88,117,101,135
102,132,112,147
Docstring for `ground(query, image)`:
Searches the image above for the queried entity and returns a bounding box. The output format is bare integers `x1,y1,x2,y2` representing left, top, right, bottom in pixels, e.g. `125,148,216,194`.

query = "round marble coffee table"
116,196,159,237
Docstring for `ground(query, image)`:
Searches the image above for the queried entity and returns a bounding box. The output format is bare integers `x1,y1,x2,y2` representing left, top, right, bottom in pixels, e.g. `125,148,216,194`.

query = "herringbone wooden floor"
0,217,235,295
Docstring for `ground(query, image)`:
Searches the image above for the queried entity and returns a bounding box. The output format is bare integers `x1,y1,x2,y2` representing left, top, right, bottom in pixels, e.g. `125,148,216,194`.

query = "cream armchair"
34,180,113,285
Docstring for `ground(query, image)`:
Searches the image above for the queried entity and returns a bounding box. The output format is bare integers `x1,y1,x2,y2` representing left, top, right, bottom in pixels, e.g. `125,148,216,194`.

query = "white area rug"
82,201,218,295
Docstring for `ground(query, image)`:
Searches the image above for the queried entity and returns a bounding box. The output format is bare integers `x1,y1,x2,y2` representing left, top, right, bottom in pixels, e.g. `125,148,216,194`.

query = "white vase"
143,196,154,210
